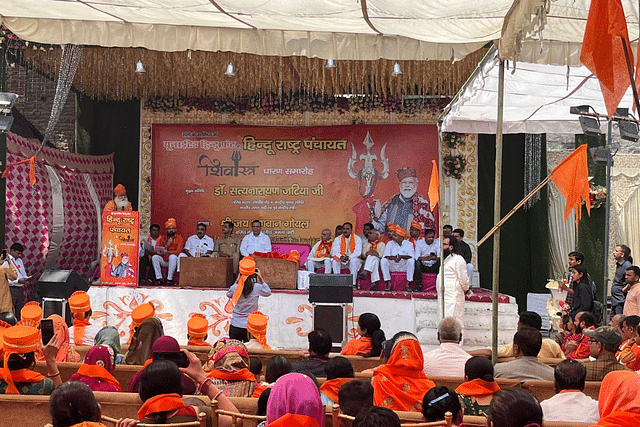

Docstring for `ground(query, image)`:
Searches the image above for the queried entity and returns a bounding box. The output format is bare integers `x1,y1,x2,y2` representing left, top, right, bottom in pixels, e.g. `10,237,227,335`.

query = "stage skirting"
88,286,519,350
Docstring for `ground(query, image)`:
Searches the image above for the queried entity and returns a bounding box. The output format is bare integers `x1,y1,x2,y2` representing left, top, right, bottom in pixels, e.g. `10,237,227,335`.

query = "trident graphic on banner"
347,132,389,230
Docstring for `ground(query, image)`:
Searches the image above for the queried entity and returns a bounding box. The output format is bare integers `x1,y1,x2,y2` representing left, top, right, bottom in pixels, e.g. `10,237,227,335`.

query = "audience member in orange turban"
371,332,435,412
68,290,102,347
592,370,640,427
20,300,42,324
103,184,132,212
187,314,211,347
127,301,156,345
246,311,272,350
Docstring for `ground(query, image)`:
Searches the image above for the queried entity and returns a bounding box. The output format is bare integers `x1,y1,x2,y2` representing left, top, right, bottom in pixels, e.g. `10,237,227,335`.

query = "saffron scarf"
138,393,189,420
0,368,45,394
455,378,500,396
315,240,333,258
319,378,352,403
76,364,120,388
334,235,356,260
340,337,372,356
207,368,256,382
188,338,211,347
231,257,256,306
73,316,91,347
266,413,320,427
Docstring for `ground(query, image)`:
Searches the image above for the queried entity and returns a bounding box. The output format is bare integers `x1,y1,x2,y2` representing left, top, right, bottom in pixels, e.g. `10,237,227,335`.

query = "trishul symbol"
347,132,390,198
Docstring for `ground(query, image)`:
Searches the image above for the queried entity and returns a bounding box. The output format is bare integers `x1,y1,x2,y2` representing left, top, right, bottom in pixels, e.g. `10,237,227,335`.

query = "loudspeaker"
37,270,89,300
313,303,348,352
308,274,353,303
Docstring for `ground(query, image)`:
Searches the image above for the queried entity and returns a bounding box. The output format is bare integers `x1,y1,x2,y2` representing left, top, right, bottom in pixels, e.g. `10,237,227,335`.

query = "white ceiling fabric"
441,49,638,134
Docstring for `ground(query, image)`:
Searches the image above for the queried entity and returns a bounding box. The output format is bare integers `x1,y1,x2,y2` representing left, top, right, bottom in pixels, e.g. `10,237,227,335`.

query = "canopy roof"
441,49,638,134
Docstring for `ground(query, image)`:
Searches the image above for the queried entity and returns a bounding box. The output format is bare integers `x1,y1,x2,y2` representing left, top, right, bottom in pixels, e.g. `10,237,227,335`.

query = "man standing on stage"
103,184,132,212
2,243,31,317
372,167,435,234
306,229,333,273
152,218,185,285
331,222,362,286
380,227,415,291
240,220,272,257
214,221,241,274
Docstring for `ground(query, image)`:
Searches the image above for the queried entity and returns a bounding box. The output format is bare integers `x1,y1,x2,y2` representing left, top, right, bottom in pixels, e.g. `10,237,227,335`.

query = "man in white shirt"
439,235,469,326
413,227,440,292
358,230,386,290
178,222,214,273
540,359,599,423
306,229,333,273
380,227,415,291
331,222,362,286
138,223,160,285
423,317,471,377
240,220,272,257
2,243,30,317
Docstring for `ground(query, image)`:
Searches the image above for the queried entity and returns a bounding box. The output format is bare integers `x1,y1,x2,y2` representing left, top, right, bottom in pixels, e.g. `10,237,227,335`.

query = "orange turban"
231,257,256,306
3,325,40,394
21,301,42,323
395,227,407,238
113,184,126,195
247,311,270,349
387,223,397,232
188,314,209,339
165,218,177,229
410,221,421,231
69,291,91,314
131,302,155,325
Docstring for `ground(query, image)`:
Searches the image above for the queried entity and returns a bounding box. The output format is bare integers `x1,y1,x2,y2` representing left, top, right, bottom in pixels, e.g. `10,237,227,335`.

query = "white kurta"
437,253,469,325
361,240,385,282
415,239,440,267
330,234,362,284
240,232,272,257
380,240,415,281
178,234,215,271
306,240,333,272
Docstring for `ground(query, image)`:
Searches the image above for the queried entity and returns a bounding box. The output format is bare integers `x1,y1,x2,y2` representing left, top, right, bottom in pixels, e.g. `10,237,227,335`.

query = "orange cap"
165,218,177,229
239,257,256,276
188,314,209,338
114,184,126,195
395,227,407,237
20,301,42,323
2,325,40,394
410,221,421,231
69,291,91,314
386,223,397,232
247,311,269,346
131,302,155,325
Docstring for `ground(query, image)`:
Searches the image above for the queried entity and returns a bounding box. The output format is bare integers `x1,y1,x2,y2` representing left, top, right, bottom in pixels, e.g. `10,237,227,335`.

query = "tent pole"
492,59,505,364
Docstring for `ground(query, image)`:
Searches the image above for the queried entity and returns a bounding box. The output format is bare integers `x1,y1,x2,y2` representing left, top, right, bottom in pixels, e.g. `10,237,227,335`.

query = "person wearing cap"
103,183,133,212
582,325,630,381
246,311,271,350
213,220,241,274
187,314,211,347
372,167,435,234
358,230,385,290
380,226,415,291
539,359,599,424
413,227,440,292
438,235,469,327
331,222,363,286
152,218,185,285
240,220,272,257
0,251,16,315
126,301,157,346
68,290,103,346
227,257,271,342
20,300,42,324
2,243,31,317
0,324,62,394
306,228,334,273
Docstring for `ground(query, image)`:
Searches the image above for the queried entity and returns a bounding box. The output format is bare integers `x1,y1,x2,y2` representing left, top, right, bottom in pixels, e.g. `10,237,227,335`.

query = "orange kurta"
591,371,640,427
103,200,132,212
340,337,372,356
319,377,352,403
156,234,185,262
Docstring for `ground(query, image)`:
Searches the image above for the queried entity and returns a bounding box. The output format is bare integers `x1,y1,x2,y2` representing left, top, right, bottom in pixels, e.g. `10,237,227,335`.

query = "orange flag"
550,145,591,223
580,0,633,117
428,159,439,208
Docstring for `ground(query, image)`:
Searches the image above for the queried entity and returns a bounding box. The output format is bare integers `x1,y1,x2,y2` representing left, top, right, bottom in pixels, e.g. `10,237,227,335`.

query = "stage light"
392,62,403,76
135,60,146,73
578,116,602,136
0,93,18,110
617,120,639,142
325,59,336,69
225,62,236,77
590,147,612,166
0,116,14,133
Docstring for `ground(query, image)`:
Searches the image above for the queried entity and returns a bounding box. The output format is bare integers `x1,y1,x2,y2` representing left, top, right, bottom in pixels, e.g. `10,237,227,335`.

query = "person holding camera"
226,257,271,342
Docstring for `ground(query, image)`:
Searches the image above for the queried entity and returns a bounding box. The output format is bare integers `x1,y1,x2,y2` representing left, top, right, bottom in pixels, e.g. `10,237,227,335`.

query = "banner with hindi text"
101,211,139,286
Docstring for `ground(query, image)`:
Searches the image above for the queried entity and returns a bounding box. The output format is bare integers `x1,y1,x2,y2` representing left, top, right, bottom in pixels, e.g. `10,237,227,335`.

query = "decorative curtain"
548,180,575,280
619,188,640,266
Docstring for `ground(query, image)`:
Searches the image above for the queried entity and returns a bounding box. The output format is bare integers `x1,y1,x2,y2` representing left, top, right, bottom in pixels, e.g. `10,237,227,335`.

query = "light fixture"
590,147,612,165
135,60,146,73
225,62,235,77
0,93,18,133
617,119,639,142
325,59,336,69
392,62,403,76
0,116,14,133
578,116,602,136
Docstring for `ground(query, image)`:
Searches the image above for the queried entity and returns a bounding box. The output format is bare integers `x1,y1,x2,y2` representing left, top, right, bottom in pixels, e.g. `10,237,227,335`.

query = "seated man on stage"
380,227,415,291
178,222,214,275
214,221,241,274
414,227,440,291
331,222,362,287
103,184,132,212
240,220,272,257
306,229,333,273
152,218,185,285
138,223,160,285
358,230,385,290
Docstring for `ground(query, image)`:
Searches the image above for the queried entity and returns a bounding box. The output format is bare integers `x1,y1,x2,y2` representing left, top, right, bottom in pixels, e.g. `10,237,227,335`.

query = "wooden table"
254,257,299,289
180,257,233,288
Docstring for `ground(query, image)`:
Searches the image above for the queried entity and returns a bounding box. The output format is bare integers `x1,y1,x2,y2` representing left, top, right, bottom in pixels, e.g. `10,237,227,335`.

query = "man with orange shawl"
187,314,211,347
371,332,435,412
246,311,271,350
331,222,362,286
306,229,333,273
68,290,102,346
151,218,185,285
591,370,640,427
103,184,132,212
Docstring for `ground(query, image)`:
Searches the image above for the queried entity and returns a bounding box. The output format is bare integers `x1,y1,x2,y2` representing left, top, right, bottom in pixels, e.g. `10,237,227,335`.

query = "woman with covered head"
205,337,256,397
34,314,81,363
455,356,500,416
341,312,386,357
371,331,436,412
265,373,324,427
226,257,271,342
591,370,640,427
94,326,125,365
69,345,121,392
124,314,163,365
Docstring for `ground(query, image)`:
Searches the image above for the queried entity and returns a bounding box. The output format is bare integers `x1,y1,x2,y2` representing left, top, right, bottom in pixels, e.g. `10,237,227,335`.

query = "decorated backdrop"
151,124,438,242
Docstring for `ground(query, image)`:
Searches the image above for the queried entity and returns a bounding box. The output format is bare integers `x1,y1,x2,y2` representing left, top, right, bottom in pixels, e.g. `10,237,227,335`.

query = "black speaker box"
308,274,353,303
37,270,90,300
313,304,345,351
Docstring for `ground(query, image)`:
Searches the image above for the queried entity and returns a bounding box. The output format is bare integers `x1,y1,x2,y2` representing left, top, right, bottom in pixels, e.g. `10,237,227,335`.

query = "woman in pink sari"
266,373,324,427
69,345,122,392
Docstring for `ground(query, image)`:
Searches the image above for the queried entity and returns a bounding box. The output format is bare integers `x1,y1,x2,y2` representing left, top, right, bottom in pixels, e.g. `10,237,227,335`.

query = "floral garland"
442,132,466,148
587,184,607,209
443,154,466,179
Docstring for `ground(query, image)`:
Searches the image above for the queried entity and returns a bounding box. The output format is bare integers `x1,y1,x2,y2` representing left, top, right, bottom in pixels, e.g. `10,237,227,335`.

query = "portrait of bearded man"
103,184,133,212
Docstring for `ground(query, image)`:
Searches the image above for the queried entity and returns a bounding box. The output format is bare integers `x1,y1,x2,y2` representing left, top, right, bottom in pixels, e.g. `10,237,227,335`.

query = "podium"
254,258,299,289
179,257,233,288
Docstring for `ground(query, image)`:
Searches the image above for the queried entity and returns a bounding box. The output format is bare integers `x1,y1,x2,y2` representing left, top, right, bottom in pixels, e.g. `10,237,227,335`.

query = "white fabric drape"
619,188,640,267
548,182,575,280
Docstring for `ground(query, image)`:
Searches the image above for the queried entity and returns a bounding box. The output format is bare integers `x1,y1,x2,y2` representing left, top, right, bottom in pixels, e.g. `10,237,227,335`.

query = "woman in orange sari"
371,331,435,412
591,370,640,427
341,312,386,357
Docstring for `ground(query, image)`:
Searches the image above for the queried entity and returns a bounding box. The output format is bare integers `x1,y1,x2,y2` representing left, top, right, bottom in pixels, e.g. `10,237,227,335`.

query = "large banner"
152,124,438,244
101,211,140,286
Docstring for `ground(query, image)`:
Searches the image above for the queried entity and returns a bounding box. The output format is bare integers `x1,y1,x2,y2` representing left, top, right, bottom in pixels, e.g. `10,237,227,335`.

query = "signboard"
152,124,438,244
101,211,139,286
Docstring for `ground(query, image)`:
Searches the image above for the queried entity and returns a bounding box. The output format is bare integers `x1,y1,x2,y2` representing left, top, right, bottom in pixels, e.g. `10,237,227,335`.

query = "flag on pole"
580,0,633,117
550,145,591,223
428,159,439,209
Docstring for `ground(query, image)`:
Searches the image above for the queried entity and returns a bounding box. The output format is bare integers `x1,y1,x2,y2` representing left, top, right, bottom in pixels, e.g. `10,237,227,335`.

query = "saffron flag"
428,159,439,209
550,145,591,223
580,0,633,117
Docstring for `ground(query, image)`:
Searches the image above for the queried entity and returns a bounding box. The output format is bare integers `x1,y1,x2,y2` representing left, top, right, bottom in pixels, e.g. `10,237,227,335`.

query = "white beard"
114,196,129,210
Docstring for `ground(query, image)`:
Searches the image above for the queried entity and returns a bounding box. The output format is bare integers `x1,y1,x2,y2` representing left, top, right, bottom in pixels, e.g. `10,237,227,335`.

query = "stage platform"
88,285,518,350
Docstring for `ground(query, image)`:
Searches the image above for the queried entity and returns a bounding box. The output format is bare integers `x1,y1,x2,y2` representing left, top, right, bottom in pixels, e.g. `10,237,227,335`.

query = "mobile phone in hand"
153,351,189,368
40,318,55,345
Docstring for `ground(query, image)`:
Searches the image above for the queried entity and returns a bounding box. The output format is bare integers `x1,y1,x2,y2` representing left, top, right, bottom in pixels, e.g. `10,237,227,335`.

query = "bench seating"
521,380,601,401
